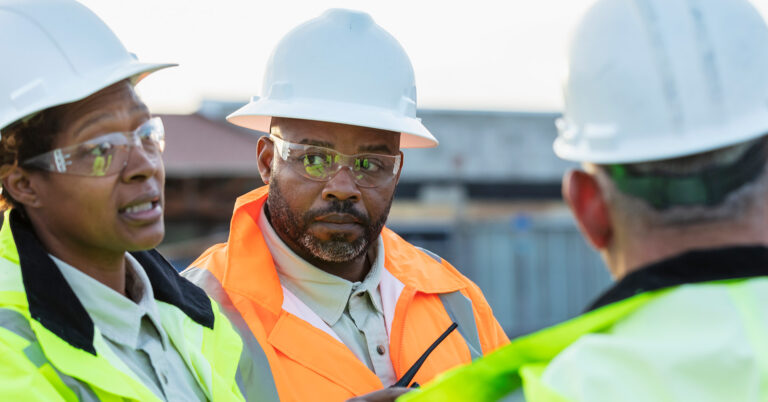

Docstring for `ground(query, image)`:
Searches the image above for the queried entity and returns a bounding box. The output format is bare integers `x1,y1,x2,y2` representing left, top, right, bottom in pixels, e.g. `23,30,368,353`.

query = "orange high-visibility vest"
184,187,508,401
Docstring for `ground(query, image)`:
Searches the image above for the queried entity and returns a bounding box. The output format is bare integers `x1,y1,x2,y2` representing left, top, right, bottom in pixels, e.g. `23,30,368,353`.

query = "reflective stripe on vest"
417,247,484,360
183,267,281,402
0,308,100,401
438,292,483,360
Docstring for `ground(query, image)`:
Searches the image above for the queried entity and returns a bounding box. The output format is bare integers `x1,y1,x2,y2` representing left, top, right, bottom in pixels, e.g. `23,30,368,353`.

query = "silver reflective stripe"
439,291,483,360
0,308,34,340
183,267,280,402
416,247,484,360
0,309,99,401
23,342,100,402
22,341,47,366
416,247,443,265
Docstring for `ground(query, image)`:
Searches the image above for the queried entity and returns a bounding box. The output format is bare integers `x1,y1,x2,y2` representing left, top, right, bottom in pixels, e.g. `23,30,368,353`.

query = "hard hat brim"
227,98,439,149
554,112,768,164
0,61,176,130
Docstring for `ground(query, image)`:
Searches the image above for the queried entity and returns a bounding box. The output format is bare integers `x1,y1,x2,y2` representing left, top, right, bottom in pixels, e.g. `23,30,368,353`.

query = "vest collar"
587,245,768,311
220,186,466,315
8,209,214,355
380,229,466,293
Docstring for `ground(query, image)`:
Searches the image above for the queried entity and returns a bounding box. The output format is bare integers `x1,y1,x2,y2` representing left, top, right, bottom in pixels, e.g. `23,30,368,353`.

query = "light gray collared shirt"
258,206,397,386
53,253,207,401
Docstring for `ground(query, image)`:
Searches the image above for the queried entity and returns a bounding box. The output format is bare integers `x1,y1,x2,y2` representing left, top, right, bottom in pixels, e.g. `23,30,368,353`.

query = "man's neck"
609,216,768,279
303,251,372,283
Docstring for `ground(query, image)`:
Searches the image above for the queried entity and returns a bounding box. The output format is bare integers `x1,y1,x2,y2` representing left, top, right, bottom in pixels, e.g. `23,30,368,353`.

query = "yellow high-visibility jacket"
0,210,255,401
402,246,768,402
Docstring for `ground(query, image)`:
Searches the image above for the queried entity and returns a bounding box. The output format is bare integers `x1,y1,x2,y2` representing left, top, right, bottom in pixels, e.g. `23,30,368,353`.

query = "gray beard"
267,177,391,264
299,232,368,262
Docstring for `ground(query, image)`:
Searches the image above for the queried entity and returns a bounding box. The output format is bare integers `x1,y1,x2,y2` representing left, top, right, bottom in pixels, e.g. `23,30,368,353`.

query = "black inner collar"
10,210,214,355
586,245,768,312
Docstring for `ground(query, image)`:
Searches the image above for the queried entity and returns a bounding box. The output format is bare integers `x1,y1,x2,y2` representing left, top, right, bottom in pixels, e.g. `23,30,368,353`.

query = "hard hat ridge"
228,8,438,148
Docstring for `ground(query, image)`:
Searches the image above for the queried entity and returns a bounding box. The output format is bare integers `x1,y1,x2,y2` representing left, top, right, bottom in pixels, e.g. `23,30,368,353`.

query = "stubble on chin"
267,179,391,264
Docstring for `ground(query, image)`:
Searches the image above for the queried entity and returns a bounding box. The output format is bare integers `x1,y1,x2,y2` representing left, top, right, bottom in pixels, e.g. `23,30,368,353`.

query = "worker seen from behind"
183,8,509,402
0,0,250,400
401,0,768,400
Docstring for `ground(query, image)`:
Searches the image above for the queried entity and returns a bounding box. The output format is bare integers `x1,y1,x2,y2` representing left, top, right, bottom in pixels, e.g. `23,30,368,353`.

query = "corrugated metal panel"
401,110,575,182
392,215,612,337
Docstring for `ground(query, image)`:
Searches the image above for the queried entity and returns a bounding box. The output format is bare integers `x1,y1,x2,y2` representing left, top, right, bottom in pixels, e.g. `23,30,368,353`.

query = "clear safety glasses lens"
270,136,401,188
22,117,165,177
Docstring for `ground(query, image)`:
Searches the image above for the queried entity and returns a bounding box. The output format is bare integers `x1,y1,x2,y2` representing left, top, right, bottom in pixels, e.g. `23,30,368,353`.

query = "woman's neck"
30,219,128,295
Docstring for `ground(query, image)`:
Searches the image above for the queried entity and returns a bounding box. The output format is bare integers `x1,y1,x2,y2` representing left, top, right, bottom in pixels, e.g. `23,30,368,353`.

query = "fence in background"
393,214,613,338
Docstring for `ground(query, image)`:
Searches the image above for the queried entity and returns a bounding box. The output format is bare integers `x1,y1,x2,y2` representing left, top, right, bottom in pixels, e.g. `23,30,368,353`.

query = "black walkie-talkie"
391,322,458,388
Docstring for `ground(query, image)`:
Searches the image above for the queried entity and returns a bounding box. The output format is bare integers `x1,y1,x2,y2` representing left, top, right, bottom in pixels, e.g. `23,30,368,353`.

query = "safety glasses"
22,117,165,177
269,135,401,188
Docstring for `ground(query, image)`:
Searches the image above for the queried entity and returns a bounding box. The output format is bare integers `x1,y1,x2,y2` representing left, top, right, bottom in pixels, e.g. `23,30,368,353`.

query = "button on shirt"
53,253,207,402
258,206,397,386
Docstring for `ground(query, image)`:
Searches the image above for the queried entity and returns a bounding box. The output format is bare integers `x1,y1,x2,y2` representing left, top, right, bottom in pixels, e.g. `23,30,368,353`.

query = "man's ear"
257,136,274,185
2,167,42,209
562,169,613,249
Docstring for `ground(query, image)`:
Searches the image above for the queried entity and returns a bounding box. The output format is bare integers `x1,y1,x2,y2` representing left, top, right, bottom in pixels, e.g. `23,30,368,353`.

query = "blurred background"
79,0,768,338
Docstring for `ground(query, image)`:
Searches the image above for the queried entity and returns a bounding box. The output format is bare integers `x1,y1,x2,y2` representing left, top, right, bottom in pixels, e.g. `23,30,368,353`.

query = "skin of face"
18,81,165,275
257,117,403,281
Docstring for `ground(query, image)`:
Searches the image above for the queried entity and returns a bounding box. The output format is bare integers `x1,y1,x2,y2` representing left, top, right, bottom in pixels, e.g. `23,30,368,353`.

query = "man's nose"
321,167,362,202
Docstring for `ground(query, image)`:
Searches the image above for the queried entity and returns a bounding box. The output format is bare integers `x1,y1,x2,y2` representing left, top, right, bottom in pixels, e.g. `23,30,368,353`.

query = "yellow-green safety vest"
401,246,768,402
0,209,248,401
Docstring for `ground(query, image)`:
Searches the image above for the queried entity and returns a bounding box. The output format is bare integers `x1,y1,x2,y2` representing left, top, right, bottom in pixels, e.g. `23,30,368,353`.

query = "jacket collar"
220,187,466,315
587,245,768,312
7,209,214,355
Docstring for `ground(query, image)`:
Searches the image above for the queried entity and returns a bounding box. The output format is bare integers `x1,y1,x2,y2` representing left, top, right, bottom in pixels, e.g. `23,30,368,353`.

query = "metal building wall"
393,215,613,338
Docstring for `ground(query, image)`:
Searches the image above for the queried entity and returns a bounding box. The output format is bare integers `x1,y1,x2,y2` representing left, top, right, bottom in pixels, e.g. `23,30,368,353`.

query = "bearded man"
182,9,508,402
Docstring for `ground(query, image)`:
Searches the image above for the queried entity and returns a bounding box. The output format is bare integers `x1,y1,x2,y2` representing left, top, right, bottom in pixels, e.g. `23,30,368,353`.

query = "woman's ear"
257,136,274,185
2,167,42,208
562,169,613,249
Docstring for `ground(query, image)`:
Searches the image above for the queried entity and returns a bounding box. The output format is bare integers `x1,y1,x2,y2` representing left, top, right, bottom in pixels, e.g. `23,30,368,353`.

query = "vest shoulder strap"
183,267,281,402
416,247,483,359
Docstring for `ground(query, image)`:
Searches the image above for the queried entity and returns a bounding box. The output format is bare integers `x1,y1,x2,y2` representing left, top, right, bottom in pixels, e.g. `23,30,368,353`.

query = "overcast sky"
79,0,768,114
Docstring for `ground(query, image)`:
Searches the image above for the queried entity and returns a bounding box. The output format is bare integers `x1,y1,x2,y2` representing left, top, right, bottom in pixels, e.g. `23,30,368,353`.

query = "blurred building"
159,101,612,337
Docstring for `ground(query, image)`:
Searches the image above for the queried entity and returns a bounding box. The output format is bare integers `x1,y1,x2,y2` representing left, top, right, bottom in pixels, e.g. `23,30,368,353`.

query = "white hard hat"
554,0,768,164
228,9,438,148
0,0,175,131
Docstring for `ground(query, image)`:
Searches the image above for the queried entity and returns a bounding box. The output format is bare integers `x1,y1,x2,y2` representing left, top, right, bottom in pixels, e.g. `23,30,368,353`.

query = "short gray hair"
591,136,768,227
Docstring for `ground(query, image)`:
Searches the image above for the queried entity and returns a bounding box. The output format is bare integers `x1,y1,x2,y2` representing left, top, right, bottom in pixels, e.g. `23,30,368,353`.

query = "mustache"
303,200,369,224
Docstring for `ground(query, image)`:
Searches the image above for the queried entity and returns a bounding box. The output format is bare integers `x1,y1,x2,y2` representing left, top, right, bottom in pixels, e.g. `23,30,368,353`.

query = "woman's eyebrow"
72,104,150,137
72,113,113,136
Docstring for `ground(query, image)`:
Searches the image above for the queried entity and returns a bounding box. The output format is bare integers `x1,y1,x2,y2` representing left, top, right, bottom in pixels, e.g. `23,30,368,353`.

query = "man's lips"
314,213,362,224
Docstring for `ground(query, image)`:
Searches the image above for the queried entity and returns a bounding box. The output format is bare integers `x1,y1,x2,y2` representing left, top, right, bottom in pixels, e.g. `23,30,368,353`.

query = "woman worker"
0,0,250,400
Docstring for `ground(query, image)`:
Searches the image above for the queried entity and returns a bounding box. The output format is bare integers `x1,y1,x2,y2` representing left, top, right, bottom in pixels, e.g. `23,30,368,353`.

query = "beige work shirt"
258,206,397,386
53,253,207,401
